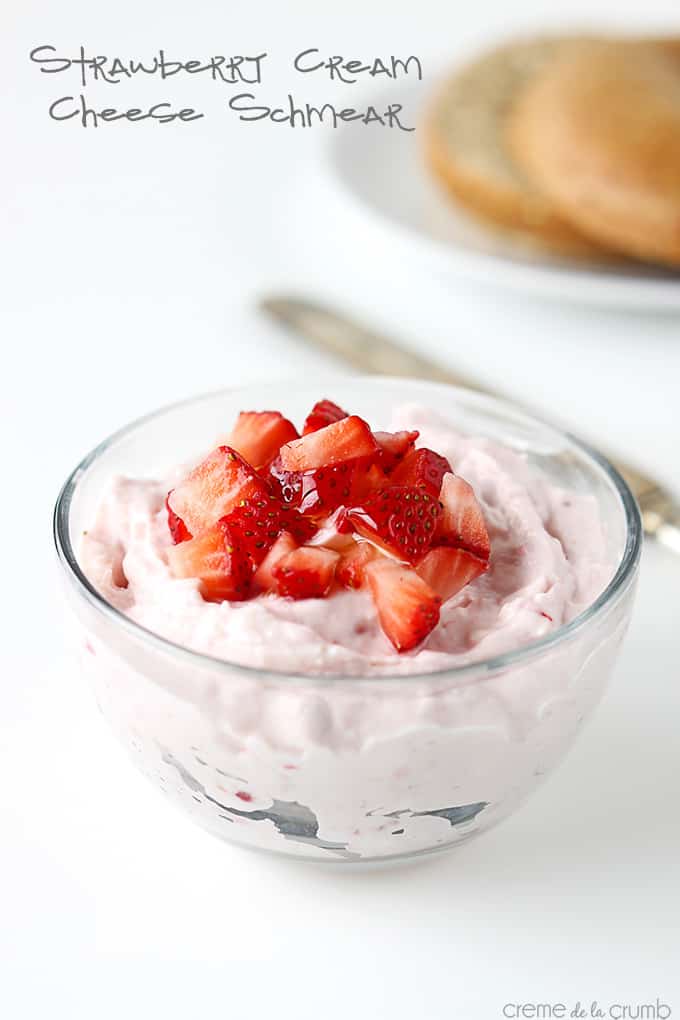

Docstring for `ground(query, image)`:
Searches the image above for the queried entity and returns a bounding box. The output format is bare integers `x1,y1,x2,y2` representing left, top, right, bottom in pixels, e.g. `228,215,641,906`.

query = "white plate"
325,80,680,310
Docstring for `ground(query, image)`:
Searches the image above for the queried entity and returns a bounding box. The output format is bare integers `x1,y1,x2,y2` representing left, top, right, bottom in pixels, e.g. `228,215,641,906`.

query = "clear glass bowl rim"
53,377,642,685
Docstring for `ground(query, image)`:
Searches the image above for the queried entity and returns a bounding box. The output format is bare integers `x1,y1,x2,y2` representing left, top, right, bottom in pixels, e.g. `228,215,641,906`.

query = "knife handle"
260,295,680,553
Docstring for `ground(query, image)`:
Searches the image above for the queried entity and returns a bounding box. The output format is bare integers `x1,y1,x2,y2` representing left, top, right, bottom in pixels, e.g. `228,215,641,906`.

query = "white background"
2,1,680,1017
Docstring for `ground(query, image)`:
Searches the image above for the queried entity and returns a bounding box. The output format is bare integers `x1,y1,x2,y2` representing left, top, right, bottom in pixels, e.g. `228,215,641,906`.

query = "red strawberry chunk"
279,415,378,472
227,411,298,468
374,430,419,473
297,459,365,515
390,447,452,497
305,458,383,515
167,519,252,602
253,532,298,592
416,546,488,602
270,454,383,516
352,462,389,501
304,509,356,551
336,541,377,590
166,493,192,544
345,486,441,564
268,454,302,506
437,473,490,560
272,546,340,599
365,558,441,652
221,492,317,565
168,447,268,537
302,399,348,435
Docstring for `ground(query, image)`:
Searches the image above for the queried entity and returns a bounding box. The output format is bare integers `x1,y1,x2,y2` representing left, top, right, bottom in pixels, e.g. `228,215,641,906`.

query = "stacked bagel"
425,35,680,266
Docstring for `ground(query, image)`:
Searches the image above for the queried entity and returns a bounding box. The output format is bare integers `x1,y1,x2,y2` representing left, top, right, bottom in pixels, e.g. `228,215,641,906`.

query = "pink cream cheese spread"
72,401,632,861
81,404,610,676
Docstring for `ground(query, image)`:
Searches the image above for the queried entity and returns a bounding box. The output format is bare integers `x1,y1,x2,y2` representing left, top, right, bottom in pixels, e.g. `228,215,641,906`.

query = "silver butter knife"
260,294,680,555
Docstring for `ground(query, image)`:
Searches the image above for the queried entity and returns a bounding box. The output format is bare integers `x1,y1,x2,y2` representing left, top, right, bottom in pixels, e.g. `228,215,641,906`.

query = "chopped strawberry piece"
365,558,441,652
336,507,354,534
305,509,356,551
436,473,490,560
166,493,192,544
352,462,390,501
227,411,298,468
374,430,420,472
309,458,383,515
167,519,252,602
270,454,382,516
302,399,348,435
279,415,378,472
336,542,377,590
272,546,340,599
345,486,441,564
268,454,302,505
297,459,366,515
168,447,268,536
253,532,298,591
390,447,452,497
221,492,316,566
416,546,488,602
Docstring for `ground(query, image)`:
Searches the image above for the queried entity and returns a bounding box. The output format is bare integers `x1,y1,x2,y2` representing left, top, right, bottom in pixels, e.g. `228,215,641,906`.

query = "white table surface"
2,1,680,1017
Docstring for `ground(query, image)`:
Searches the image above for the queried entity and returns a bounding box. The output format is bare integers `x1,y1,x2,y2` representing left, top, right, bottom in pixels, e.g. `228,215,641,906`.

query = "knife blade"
260,294,680,554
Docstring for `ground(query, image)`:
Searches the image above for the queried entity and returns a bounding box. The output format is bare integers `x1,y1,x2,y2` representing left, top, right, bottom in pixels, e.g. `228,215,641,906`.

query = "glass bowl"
53,378,641,864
